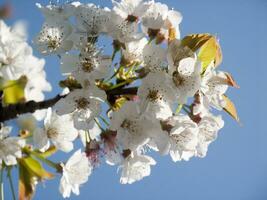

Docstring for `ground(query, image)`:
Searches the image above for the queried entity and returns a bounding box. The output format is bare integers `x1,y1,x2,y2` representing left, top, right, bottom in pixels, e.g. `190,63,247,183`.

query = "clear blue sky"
4,0,267,199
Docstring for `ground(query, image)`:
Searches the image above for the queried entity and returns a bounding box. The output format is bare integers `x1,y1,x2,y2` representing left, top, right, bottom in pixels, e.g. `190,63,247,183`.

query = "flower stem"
0,168,4,200
94,118,105,132
175,104,183,114
7,168,15,200
99,115,109,126
105,65,124,82
107,80,133,91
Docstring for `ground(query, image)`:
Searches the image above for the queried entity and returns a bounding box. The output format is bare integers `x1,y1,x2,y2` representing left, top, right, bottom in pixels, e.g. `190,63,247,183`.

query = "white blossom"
107,13,143,43
143,43,167,71
36,3,74,20
165,115,199,162
0,20,51,120
121,37,148,65
61,44,111,81
74,4,110,38
0,125,25,166
196,113,224,157
59,149,92,198
33,108,78,152
34,19,73,55
168,55,202,104
200,64,229,110
110,101,150,151
55,88,105,130
119,151,156,184
142,2,182,41
137,71,175,120
112,0,152,20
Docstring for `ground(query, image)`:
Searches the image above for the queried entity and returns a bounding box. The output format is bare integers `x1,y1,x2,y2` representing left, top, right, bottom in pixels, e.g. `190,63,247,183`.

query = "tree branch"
106,87,138,96
0,87,139,123
0,94,66,123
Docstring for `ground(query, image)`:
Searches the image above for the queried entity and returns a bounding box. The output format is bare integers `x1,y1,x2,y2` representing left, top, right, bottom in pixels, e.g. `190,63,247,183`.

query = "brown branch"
106,87,138,96
0,94,66,123
0,87,138,123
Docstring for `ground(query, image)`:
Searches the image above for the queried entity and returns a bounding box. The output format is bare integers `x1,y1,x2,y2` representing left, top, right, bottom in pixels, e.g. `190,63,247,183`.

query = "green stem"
7,168,15,200
175,104,183,114
182,107,191,114
94,118,105,132
0,168,4,200
125,63,136,77
105,65,124,82
108,78,138,91
85,131,90,143
99,116,109,126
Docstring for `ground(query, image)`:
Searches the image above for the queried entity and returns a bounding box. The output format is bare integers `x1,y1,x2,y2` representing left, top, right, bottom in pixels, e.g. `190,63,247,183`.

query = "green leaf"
1,76,27,105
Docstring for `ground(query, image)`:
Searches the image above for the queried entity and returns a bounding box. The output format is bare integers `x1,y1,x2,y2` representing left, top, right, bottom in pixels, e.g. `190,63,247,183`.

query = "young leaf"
198,37,222,71
20,157,54,180
1,76,27,105
181,34,213,52
223,95,239,121
35,146,57,158
224,72,240,88
19,161,36,200
18,157,54,200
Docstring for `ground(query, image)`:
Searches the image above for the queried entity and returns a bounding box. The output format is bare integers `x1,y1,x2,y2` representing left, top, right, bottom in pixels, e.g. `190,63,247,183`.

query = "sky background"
3,0,267,199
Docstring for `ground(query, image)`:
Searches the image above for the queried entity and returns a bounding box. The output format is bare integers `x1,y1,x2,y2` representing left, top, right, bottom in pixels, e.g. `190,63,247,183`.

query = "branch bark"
106,87,138,96
0,94,66,123
0,87,138,123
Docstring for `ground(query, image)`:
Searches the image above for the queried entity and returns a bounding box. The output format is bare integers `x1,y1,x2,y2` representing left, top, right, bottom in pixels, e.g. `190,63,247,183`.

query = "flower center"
147,28,160,39
121,119,138,134
75,97,90,109
172,71,185,87
47,128,58,139
126,15,138,22
147,89,162,102
47,36,60,50
81,58,94,73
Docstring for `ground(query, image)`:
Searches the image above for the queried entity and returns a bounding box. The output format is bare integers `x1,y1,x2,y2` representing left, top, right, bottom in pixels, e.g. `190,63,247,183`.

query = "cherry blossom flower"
142,2,182,41
200,64,229,110
121,37,148,65
55,88,105,130
164,115,199,162
33,108,78,152
112,0,152,21
196,113,224,157
110,102,150,151
61,43,111,81
0,125,25,166
137,71,175,120
59,149,92,198
119,150,156,184
34,19,73,55
143,43,167,72
74,4,110,38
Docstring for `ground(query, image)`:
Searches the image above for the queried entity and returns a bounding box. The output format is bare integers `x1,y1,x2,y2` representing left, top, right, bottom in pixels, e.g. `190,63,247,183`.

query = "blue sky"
4,0,267,199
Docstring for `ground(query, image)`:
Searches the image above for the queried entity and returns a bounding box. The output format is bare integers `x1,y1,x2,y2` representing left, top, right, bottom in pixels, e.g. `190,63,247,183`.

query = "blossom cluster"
0,20,51,120
0,0,238,199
